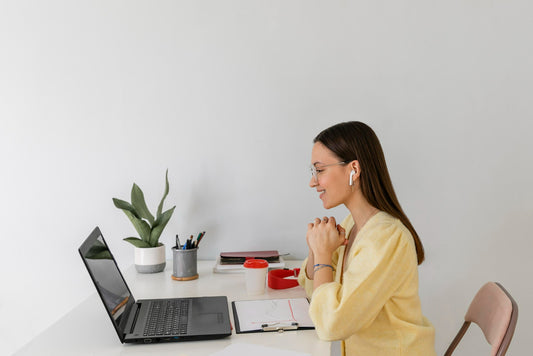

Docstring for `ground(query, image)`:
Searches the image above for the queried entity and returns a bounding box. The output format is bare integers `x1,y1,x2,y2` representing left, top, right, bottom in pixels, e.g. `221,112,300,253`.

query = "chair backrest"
444,282,518,356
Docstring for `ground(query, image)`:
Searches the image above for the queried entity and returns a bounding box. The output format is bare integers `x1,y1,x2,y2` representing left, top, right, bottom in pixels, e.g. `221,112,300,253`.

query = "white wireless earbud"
349,170,356,186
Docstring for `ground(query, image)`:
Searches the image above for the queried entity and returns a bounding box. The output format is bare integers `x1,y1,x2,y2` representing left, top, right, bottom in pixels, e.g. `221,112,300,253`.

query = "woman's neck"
345,192,379,237
341,195,380,274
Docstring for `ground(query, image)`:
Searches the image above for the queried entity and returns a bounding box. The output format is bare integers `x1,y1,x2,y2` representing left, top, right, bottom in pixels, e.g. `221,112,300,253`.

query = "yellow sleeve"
298,258,314,298
308,223,416,341
298,249,342,299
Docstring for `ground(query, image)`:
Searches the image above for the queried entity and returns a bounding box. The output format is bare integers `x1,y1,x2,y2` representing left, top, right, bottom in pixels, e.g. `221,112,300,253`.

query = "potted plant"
112,170,175,273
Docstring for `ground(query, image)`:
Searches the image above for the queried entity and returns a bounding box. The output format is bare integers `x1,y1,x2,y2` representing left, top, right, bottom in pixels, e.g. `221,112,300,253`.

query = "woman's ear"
348,160,361,186
350,160,361,179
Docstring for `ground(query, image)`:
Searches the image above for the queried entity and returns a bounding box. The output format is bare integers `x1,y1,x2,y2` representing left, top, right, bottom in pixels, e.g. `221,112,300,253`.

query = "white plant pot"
134,244,166,273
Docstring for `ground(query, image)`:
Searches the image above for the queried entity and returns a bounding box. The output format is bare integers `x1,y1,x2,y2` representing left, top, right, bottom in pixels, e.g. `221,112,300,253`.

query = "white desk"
15,260,332,356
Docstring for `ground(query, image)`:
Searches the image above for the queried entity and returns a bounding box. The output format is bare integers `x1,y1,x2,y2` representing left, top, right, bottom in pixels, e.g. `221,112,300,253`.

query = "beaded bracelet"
313,264,334,273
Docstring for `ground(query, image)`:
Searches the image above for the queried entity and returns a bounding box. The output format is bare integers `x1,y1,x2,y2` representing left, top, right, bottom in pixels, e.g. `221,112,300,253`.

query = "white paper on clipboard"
232,298,314,333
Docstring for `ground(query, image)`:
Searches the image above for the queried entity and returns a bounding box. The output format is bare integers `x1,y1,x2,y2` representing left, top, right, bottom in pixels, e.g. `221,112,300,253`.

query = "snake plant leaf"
112,198,139,219
150,205,175,246
131,183,155,225
123,209,151,243
123,237,152,248
156,169,170,219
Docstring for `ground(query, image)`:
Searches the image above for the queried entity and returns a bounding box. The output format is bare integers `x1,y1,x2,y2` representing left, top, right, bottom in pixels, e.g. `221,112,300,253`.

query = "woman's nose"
309,176,317,188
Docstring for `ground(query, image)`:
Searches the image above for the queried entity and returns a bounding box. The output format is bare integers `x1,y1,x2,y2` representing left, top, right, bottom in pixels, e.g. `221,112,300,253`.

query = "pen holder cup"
172,247,198,281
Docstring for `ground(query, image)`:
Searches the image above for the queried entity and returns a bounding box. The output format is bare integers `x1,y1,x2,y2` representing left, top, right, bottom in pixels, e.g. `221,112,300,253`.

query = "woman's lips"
319,191,325,199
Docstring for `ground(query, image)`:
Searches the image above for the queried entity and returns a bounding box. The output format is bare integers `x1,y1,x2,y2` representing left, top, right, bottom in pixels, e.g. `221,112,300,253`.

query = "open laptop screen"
79,227,134,339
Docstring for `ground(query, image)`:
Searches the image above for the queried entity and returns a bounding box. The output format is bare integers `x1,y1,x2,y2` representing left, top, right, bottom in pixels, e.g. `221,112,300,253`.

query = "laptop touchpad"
198,312,223,324
190,312,225,334
189,297,231,335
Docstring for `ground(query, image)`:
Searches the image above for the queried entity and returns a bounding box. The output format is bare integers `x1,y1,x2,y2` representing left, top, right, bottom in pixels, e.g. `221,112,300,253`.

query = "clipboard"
231,298,315,333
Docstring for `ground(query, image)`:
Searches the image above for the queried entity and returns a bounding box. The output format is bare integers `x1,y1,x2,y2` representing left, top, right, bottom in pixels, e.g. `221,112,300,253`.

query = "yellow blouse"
298,212,436,356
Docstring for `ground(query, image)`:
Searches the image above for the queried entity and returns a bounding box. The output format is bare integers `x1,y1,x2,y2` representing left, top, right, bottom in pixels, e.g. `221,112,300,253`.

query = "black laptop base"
124,296,232,344
79,227,232,345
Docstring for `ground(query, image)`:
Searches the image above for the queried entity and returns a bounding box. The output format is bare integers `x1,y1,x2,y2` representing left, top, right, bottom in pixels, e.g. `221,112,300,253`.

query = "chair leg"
444,322,471,356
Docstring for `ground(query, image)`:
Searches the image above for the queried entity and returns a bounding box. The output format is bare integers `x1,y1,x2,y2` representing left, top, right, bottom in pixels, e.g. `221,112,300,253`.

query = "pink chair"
444,282,518,356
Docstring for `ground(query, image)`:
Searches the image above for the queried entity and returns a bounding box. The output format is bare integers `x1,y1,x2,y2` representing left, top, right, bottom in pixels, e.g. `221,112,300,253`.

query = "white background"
1,1,532,355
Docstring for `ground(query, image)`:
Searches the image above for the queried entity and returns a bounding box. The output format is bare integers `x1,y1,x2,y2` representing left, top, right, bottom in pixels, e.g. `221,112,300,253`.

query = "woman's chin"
321,199,340,210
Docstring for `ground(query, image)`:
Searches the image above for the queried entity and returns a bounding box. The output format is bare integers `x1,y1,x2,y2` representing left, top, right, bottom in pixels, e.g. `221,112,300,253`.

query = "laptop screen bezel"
78,226,137,343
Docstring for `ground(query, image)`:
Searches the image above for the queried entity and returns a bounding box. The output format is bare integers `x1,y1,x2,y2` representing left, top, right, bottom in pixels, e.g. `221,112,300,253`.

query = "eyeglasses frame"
310,160,350,182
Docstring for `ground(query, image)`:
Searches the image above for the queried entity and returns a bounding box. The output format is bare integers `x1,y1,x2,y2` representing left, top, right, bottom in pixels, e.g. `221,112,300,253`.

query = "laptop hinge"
124,302,142,335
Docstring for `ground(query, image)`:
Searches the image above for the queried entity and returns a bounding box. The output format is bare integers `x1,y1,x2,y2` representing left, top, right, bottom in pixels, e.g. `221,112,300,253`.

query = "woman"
298,121,436,356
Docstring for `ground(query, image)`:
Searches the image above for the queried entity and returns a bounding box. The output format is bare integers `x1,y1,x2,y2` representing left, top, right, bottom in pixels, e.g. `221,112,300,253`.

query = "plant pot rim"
133,243,165,248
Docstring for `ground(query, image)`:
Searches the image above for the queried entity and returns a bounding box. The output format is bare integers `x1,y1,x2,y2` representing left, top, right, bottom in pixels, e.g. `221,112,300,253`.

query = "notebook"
79,226,232,344
219,250,280,264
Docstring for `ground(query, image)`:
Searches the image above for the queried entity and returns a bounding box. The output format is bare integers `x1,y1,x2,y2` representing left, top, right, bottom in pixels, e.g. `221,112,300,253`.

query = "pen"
196,231,206,247
180,232,206,250
195,232,202,248
175,234,181,249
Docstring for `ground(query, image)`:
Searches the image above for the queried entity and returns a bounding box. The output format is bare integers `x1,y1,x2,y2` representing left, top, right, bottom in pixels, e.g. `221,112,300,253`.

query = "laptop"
79,226,232,344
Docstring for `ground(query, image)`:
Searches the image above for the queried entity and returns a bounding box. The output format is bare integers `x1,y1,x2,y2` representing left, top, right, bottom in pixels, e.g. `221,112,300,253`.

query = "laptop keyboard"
143,299,189,336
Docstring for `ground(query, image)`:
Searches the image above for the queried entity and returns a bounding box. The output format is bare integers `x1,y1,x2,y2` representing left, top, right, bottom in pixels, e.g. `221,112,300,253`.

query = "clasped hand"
306,216,347,258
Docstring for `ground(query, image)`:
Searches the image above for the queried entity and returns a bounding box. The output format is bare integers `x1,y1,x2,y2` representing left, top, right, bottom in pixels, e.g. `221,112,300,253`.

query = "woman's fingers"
310,217,340,231
312,216,336,225
337,225,348,245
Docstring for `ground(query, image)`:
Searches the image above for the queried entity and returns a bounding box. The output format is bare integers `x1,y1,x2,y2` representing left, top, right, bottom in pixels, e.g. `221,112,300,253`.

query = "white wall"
1,1,532,354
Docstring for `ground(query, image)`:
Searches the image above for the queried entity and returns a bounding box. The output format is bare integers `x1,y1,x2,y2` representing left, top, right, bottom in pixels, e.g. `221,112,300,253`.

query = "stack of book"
213,250,285,273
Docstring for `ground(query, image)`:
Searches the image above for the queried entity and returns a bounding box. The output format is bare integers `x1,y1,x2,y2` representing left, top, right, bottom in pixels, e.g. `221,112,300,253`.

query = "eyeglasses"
310,161,349,182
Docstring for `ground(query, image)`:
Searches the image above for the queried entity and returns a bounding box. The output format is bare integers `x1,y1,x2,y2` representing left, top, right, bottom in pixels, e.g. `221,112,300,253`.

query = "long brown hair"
314,121,425,265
